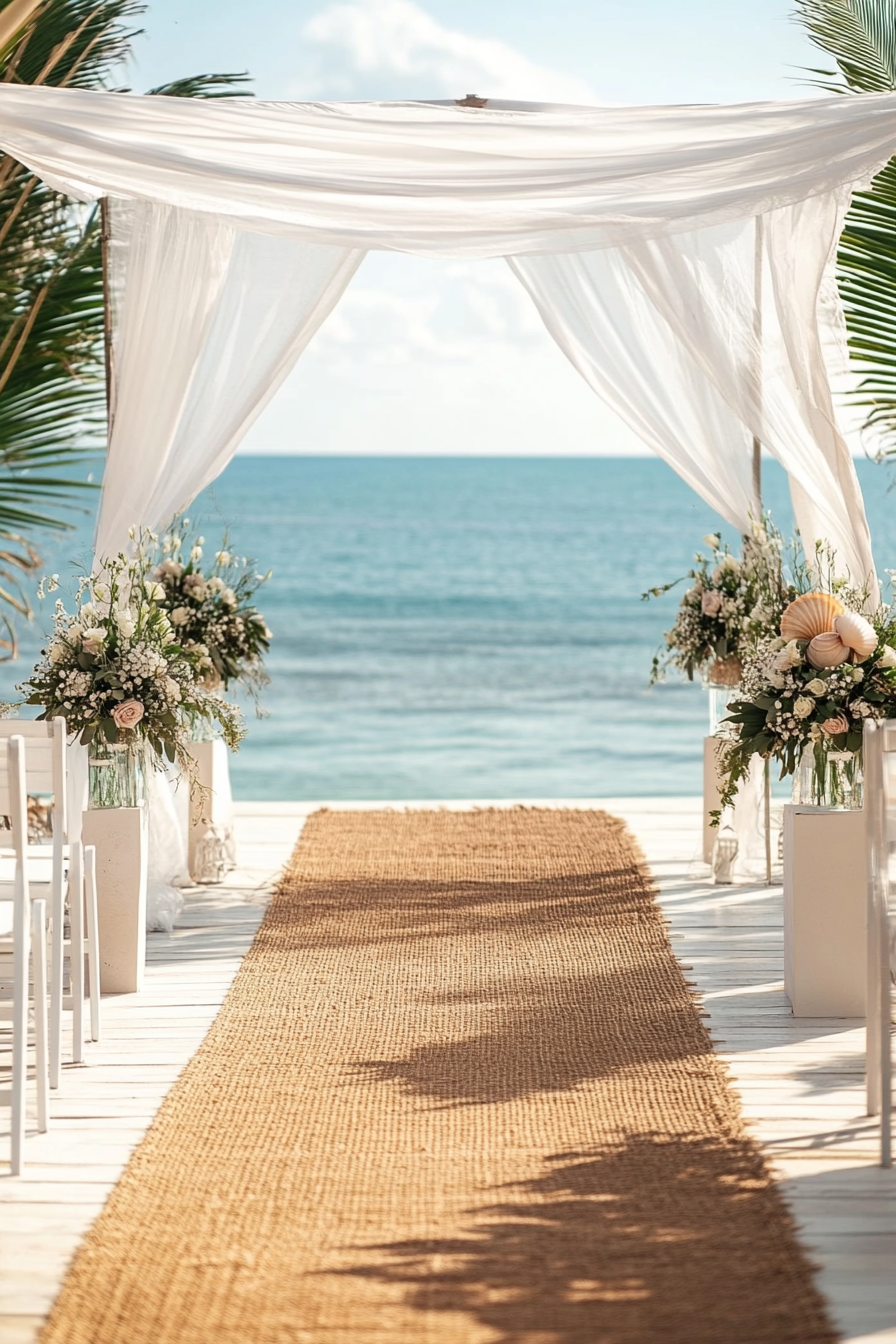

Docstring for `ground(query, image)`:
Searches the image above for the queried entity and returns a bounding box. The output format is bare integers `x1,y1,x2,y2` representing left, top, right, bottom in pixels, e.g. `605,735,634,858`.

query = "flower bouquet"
646,523,794,690
718,588,896,814
150,518,271,703
20,546,245,785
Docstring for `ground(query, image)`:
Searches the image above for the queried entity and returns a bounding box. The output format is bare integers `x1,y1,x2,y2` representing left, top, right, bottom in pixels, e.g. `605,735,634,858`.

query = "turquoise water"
3,455,895,800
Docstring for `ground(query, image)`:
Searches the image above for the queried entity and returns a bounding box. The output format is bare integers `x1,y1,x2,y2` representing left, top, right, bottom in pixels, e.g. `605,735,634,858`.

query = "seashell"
806,631,851,670
780,592,845,642
833,611,877,661
707,655,743,687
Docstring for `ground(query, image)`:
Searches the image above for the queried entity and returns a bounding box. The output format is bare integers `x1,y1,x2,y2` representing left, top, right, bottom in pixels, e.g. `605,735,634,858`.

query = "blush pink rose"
111,699,144,730
821,713,849,736
701,590,723,616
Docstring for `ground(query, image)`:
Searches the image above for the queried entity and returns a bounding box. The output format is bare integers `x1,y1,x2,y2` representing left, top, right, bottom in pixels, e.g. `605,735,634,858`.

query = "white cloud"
242,253,647,456
297,0,599,104
308,260,545,367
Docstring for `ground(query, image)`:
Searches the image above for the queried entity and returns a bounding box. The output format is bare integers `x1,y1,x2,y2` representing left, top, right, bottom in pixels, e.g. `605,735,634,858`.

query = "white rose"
183,574,208,601
804,678,826,696
713,556,738,580
155,559,183,580
170,606,190,627
115,609,136,639
879,645,896,669
794,696,815,719
81,625,106,646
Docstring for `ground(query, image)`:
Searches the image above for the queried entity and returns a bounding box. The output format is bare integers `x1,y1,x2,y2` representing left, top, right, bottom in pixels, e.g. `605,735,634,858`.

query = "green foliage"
0,0,251,657
795,0,896,455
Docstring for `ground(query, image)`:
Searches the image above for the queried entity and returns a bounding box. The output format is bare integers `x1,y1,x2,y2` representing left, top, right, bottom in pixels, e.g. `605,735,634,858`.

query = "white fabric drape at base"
144,765,188,934
96,199,362,558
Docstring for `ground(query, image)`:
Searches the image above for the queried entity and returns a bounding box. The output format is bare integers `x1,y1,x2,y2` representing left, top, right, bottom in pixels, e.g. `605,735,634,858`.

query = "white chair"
863,719,895,1167
0,719,100,1086
0,735,49,1175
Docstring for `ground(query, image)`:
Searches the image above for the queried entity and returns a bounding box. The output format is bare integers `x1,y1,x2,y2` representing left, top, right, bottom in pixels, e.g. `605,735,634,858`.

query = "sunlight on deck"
0,798,894,1344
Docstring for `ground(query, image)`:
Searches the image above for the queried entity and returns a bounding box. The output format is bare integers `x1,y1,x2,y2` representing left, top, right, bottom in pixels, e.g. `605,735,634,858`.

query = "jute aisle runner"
40,809,836,1344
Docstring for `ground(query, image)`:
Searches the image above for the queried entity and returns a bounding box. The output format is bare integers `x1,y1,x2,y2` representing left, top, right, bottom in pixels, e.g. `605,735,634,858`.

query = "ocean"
2,455,895,800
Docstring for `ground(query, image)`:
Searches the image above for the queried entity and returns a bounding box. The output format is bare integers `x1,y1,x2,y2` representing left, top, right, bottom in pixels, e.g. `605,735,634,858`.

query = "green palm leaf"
796,0,896,454
0,0,251,657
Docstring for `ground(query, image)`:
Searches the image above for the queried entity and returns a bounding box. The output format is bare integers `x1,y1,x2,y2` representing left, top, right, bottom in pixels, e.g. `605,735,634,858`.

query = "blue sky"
127,1,824,455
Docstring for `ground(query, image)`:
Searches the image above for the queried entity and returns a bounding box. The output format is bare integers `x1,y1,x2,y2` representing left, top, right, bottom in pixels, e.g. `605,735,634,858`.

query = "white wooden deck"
1,798,894,1344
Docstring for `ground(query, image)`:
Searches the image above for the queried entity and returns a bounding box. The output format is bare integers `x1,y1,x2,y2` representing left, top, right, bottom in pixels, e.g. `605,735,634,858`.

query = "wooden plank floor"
1,798,894,1344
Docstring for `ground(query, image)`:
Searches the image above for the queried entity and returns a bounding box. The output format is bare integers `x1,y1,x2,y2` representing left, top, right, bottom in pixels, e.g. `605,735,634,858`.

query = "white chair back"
863,719,896,1167
0,733,49,1172
0,735,28,870
0,718,67,844
0,718,98,1085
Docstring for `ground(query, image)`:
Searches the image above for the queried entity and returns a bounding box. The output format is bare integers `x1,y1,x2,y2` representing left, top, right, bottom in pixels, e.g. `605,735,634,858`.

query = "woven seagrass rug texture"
39,808,836,1344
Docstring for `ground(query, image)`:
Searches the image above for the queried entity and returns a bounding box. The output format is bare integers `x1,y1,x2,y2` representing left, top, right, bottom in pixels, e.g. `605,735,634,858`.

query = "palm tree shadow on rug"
328,1133,835,1344
351,961,710,1107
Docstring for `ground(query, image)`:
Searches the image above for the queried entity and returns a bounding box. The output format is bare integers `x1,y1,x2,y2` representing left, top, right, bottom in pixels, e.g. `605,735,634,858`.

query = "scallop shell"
780,592,846,642
833,611,877,660
807,631,851,670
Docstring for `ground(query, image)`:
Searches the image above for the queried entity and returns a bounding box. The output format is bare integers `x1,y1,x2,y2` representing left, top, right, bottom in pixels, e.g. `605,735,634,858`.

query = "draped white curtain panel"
0,87,893,581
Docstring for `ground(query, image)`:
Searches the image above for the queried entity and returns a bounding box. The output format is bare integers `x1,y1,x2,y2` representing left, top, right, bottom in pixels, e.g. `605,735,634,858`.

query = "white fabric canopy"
513,194,876,584
1,86,896,256
97,197,361,557
0,84,891,583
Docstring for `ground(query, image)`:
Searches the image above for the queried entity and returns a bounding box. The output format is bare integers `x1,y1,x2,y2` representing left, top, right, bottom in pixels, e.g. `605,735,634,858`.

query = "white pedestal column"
703,737,722,864
81,806,147,994
186,740,236,880
782,805,866,1017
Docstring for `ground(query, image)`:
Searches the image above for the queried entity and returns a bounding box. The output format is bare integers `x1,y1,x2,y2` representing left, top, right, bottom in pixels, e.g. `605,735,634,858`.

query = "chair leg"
49,858,64,1090
11,885,29,1177
84,845,100,1042
31,899,49,1134
69,843,84,1065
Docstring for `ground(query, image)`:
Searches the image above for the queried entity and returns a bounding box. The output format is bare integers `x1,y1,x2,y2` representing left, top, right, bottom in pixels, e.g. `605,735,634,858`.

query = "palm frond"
145,72,252,99
795,0,896,90
795,0,896,454
0,0,253,653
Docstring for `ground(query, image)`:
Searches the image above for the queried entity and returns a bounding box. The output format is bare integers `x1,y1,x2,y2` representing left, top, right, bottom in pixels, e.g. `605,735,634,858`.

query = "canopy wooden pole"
752,214,773,884
100,197,114,431
752,214,763,518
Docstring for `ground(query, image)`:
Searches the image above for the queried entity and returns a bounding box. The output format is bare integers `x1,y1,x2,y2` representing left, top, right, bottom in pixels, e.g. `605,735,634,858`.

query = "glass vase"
88,739,145,809
794,742,863,810
190,717,217,743
705,683,741,738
